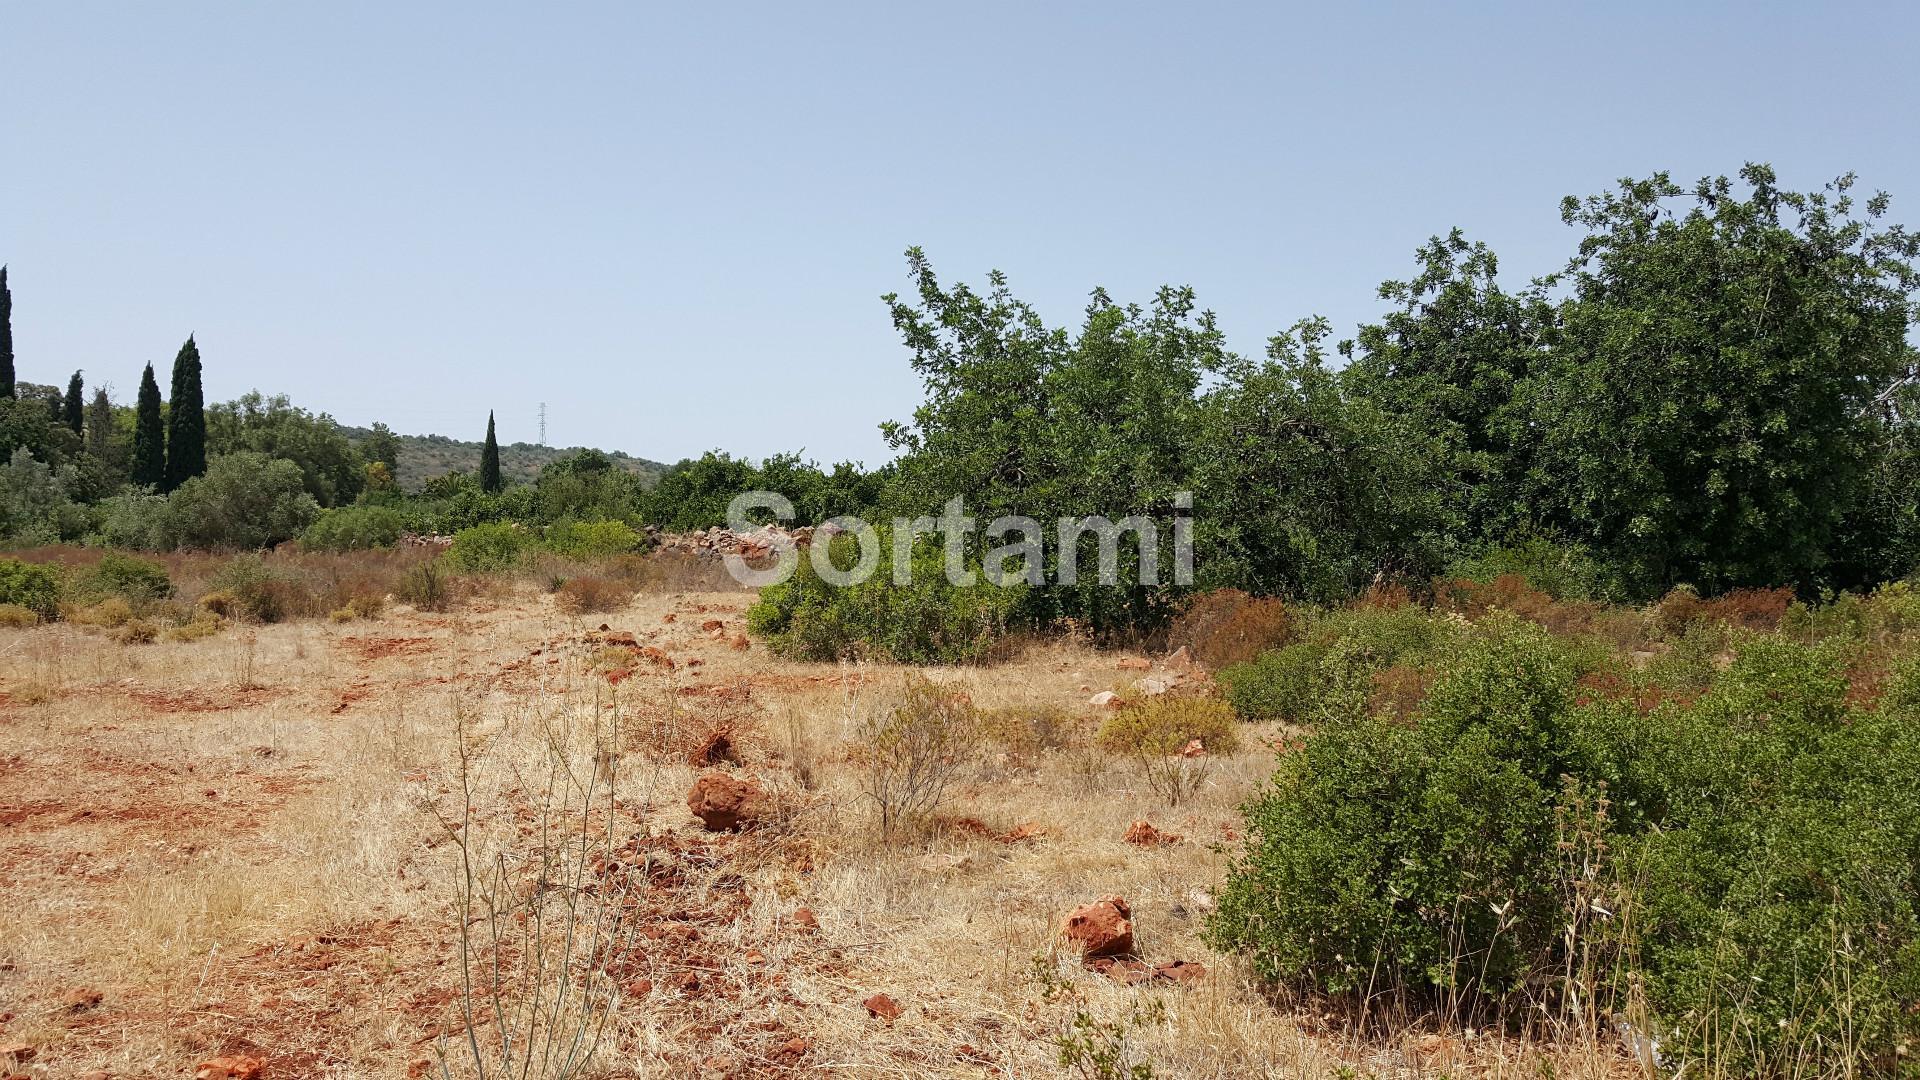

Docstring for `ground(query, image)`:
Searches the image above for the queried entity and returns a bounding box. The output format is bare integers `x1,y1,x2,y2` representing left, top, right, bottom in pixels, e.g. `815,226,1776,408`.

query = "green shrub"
0,558,61,619
302,504,408,551
748,528,1027,664
164,452,320,550
543,519,643,559
1217,604,1453,721
397,560,455,612
1447,536,1626,602
445,522,530,572
73,552,173,604
1211,619,1920,1075
0,602,43,627
1099,695,1240,805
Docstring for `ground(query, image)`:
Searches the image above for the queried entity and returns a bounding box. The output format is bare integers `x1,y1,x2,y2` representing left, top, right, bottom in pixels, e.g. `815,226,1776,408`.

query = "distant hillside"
338,426,668,491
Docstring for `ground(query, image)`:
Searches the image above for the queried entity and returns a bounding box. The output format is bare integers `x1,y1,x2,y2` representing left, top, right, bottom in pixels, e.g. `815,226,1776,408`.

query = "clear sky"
4,2,1916,467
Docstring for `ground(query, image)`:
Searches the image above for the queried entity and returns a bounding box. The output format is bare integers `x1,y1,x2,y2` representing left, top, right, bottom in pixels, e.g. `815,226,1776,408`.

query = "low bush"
1217,603,1453,722
1165,588,1293,668
111,618,159,645
554,575,634,615
543,519,643,559
1098,696,1239,805
980,703,1081,767
445,522,530,572
69,551,172,606
301,504,409,552
855,676,981,836
1211,617,1920,1075
397,560,456,612
71,597,135,628
208,554,315,623
1446,536,1625,602
0,602,41,627
0,557,61,619
748,528,1028,664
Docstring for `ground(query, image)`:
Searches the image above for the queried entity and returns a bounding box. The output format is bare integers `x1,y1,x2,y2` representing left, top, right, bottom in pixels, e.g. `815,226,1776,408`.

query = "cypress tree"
132,363,166,488
480,411,503,493
0,265,13,399
164,336,206,491
86,387,113,460
63,371,84,434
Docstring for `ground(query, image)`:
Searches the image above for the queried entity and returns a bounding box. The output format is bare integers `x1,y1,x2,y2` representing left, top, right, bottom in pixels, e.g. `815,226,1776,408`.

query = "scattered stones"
1152,960,1208,987
1061,895,1134,957
1088,690,1119,707
862,993,904,1023
195,1057,264,1080
1123,820,1182,846
1087,956,1154,985
686,772,768,832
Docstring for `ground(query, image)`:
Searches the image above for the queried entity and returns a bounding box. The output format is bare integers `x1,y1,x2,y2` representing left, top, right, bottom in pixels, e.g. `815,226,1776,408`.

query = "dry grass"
0,583,1651,1079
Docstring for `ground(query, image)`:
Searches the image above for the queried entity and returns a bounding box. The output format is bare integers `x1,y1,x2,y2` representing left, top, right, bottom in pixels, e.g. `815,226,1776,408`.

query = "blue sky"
4,2,1916,466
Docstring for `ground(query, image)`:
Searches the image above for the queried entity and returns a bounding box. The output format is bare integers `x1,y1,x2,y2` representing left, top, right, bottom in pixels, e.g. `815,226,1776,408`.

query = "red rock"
1165,645,1194,670
662,613,677,623
701,619,725,632
0,1045,33,1064
1123,820,1182,846
729,633,751,651
1061,895,1134,957
791,907,819,931
672,971,701,994
195,1056,264,1080
743,949,767,965
999,821,1044,843
688,729,738,767
1115,656,1152,671
771,1038,809,1064
61,986,104,1010
406,1060,430,1080
623,978,654,997
956,1044,992,1064
1152,960,1207,986
863,993,904,1023
79,1072,111,1080
1178,738,1208,758
686,772,767,831
1087,956,1154,985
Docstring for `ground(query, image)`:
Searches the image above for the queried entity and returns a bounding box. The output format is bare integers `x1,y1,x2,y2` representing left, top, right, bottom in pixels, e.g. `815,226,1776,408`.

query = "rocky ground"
0,586,1640,1078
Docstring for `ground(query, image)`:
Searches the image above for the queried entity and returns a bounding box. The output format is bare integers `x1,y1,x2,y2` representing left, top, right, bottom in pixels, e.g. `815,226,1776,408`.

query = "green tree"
479,411,502,494
361,421,401,473
131,363,166,489
63,371,84,435
164,336,206,491
163,451,319,549
205,391,365,506
0,265,13,400
1532,167,1920,593
84,388,117,462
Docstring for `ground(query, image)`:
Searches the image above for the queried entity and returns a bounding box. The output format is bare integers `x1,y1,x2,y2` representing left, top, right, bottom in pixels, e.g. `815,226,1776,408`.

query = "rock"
1123,820,1182,846
1061,895,1134,957
687,729,738,767
61,986,103,1011
1115,657,1151,671
1165,645,1194,671
1178,738,1208,758
729,633,751,651
195,1057,264,1080
78,1072,111,1080
0,1045,33,1064
863,993,904,1023
1088,690,1119,707
700,619,725,632
1087,956,1154,985
686,772,768,831
999,821,1045,843
1152,960,1207,987
1136,675,1170,697
791,907,819,931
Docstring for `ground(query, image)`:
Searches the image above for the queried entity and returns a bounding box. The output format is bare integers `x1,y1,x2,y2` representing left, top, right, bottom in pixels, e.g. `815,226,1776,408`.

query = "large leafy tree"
1531,167,1920,593
164,336,207,491
479,411,503,493
206,391,365,506
1343,232,1555,544
1191,318,1456,601
131,364,166,488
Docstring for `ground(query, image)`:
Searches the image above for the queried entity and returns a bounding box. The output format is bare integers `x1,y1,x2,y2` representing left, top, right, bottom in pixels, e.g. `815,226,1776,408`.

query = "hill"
338,426,668,490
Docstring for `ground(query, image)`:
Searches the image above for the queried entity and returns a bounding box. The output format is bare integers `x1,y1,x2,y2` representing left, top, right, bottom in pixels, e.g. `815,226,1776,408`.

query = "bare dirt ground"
0,587,1637,1079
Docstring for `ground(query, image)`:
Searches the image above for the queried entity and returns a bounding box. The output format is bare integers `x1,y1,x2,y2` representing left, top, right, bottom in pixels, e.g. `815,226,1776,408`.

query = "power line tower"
538,402,547,446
